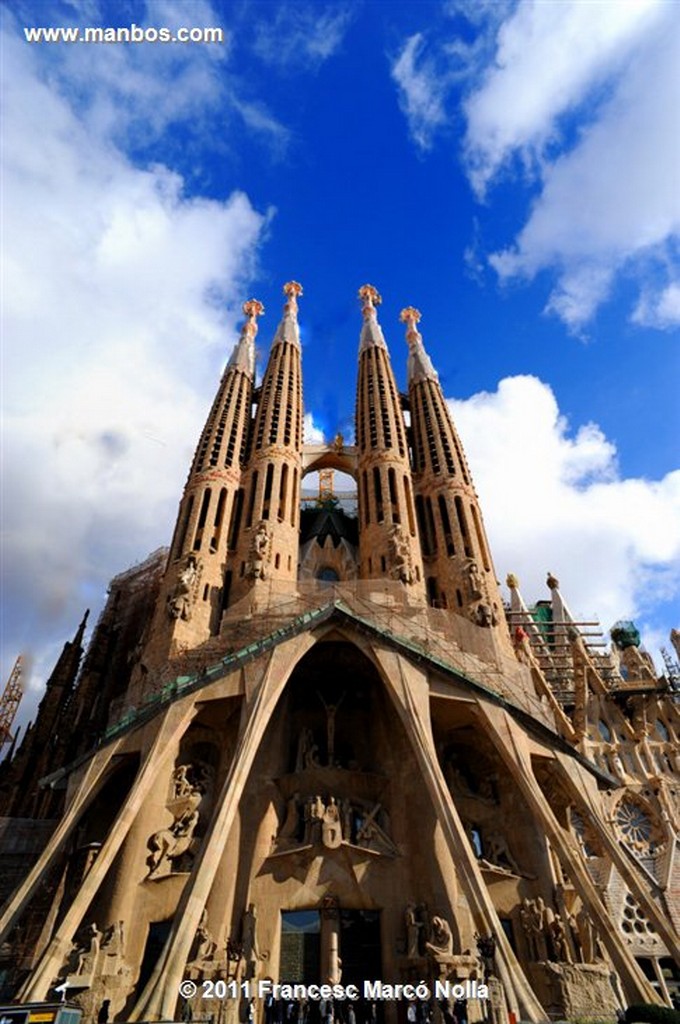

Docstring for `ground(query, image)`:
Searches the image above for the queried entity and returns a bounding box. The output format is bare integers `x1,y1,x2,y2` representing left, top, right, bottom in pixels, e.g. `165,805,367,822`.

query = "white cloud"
632,281,680,330
449,376,680,641
252,3,354,73
304,412,325,444
1,14,268,715
463,0,665,193
465,0,680,331
391,34,448,151
393,0,680,331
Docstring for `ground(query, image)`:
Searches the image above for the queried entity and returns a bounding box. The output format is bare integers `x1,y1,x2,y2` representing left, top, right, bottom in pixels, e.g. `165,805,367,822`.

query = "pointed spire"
272,281,303,349
358,284,387,351
74,608,90,648
227,298,264,376
400,306,438,383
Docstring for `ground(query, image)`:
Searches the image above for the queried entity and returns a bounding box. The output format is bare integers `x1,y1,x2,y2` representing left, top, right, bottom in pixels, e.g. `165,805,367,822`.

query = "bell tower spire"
403,307,508,638
229,282,304,605
355,286,424,597
139,299,263,672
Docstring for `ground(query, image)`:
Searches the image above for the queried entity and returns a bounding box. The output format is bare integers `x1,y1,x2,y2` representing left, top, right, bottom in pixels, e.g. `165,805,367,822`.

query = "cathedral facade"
0,283,679,1023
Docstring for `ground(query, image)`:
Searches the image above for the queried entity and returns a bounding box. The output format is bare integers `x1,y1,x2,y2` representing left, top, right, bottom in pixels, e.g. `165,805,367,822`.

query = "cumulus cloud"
252,3,354,73
304,412,325,444
449,376,680,643
486,10,680,331
1,12,268,713
462,0,664,192
392,0,680,331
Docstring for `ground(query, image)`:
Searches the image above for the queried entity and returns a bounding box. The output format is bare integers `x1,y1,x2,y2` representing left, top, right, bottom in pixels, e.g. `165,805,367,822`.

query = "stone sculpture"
248,523,271,580
168,556,201,621
405,902,423,959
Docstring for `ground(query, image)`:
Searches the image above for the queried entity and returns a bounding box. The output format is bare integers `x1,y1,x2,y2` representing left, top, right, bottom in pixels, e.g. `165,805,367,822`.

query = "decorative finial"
241,299,265,338
283,281,303,317
547,572,559,590
358,284,382,319
506,573,519,590
400,306,422,346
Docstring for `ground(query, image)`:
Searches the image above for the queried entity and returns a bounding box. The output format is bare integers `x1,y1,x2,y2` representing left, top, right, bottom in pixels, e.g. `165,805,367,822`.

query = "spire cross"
241,298,265,338
400,306,422,346
283,280,303,318
358,284,382,319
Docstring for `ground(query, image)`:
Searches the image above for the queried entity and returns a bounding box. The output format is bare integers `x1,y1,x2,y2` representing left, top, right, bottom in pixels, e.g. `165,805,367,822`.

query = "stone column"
478,702,664,1006
18,700,196,1001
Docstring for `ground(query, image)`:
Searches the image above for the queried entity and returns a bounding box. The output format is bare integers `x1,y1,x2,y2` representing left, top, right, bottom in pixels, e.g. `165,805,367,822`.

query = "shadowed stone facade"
1,285,678,1023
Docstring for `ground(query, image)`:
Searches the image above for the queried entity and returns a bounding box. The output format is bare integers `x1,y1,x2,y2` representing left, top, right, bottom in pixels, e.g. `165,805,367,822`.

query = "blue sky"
1,0,679,722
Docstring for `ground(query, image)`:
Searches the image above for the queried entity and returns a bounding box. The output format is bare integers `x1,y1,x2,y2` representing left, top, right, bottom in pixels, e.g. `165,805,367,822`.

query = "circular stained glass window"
616,801,652,848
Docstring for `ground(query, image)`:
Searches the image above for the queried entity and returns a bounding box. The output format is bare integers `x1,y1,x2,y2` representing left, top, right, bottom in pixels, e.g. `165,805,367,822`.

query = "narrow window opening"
203,584,209,601
210,487,227,554
426,576,438,607
403,476,415,536
275,553,281,569
425,497,437,555
373,467,384,523
245,471,258,528
173,494,194,560
262,463,274,520
438,495,455,556
291,469,299,526
278,464,288,522
227,489,244,549
388,467,400,523
380,555,386,573
454,495,472,558
193,489,211,551
456,588,463,608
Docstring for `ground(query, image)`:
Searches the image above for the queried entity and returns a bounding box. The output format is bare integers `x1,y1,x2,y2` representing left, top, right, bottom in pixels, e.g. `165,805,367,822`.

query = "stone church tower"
1,284,679,1024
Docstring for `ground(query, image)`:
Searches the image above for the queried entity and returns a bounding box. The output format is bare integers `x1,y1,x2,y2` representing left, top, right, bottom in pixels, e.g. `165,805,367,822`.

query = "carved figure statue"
576,906,597,963
322,796,343,849
476,603,497,628
389,526,415,585
425,916,453,959
278,792,301,843
306,795,326,844
296,727,320,772
476,934,496,979
317,691,345,765
549,913,572,963
168,556,200,620
248,523,271,580
76,923,101,976
482,830,520,874
405,903,423,959
241,903,266,975
173,764,194,799
147,808,199,878
520,898,547,961
466,560,483,600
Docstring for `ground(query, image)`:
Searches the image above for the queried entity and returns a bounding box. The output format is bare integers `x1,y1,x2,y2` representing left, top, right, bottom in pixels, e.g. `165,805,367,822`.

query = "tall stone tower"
401,307,506,635
140,299,263,672
1,283,679,1024
230,282,304,606
355,285,424,598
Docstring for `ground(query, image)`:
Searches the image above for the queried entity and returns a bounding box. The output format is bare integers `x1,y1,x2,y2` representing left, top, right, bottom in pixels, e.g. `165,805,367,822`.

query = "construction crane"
0,655,23,751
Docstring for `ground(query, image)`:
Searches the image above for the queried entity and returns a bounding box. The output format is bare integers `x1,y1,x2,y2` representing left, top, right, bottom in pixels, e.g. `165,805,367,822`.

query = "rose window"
615,800,656,854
